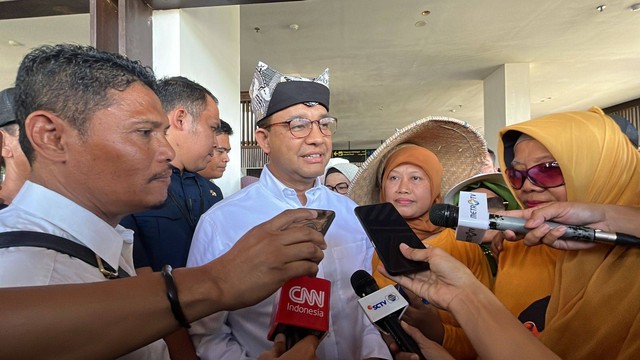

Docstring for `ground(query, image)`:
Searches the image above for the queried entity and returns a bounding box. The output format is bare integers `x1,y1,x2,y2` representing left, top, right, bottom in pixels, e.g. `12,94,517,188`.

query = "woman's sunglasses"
506,161,565,190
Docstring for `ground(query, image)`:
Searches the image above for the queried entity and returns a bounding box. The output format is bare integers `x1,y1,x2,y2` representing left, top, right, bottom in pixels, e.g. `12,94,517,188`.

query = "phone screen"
287,209,335,235
354,202,429,276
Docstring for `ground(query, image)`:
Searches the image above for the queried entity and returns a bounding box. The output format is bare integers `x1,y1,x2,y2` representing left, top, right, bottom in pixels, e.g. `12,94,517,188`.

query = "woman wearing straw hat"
349,116,493,360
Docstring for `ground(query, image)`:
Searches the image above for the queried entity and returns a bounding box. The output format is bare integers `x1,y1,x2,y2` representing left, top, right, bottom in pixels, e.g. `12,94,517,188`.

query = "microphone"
350,270,427,360
267,276,330,350
430,202,640,248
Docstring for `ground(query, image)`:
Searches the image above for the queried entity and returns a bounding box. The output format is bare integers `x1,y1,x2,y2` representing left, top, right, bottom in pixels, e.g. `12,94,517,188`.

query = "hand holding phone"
286,209,335,235
355,203,429,276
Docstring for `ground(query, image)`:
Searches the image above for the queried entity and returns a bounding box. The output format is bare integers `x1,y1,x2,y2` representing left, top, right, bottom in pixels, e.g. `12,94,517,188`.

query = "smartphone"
354,202,429,276
286,209,335,235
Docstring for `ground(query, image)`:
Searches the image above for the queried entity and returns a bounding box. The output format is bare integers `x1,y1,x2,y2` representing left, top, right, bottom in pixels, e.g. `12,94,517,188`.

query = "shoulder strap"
0,231,130,279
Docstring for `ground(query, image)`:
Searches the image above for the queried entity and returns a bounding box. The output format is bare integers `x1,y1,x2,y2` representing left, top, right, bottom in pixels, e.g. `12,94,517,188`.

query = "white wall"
153,6,241,196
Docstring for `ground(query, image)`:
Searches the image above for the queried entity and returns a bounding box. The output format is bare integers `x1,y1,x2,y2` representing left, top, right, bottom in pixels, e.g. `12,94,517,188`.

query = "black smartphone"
287,209,335,235
354,202,429,276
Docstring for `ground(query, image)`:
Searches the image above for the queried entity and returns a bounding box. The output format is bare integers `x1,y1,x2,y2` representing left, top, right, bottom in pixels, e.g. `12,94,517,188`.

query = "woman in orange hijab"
350,117,494,360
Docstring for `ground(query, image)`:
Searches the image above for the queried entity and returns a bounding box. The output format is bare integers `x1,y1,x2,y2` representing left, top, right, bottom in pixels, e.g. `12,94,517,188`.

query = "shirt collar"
260,165,324,206
12,181,127,270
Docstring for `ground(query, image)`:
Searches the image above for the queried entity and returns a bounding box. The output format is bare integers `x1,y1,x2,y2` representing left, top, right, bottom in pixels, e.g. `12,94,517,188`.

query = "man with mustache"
0,44,325,359
120,76,223,358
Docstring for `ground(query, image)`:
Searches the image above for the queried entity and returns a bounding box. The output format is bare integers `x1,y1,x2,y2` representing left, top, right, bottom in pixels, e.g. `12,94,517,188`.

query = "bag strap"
0,231,130,279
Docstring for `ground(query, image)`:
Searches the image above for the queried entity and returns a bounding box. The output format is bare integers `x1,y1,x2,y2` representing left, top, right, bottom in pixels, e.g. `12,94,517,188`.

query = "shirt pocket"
329,236,370,277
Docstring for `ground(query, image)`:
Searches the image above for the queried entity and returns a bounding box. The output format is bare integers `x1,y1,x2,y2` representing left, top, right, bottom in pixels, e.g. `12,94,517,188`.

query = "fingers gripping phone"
287,209,336,235
354,203,429,276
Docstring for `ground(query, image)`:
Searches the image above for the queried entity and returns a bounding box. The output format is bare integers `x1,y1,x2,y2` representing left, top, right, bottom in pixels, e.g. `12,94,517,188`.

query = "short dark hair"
156,76,218,124
217,119,233,136
14,44,157,163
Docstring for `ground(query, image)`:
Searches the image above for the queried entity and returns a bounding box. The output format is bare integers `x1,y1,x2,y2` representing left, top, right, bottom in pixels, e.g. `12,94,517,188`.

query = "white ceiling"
1,0,639,150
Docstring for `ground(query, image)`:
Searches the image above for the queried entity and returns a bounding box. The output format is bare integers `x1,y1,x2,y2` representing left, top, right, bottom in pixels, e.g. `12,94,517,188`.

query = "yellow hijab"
498,107,640,359
379,145,444,239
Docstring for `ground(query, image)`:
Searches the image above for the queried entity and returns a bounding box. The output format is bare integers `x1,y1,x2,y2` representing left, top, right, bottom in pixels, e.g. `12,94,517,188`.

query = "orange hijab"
499,107,640,359
379,145,444,239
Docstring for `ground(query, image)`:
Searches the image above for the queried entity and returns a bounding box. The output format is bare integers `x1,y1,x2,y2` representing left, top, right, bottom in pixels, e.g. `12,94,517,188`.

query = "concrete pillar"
483,63,531,151
153,6,241,196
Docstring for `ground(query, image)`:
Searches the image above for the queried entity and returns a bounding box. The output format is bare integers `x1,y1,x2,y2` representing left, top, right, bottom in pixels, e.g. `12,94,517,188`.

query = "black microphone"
430,203,640,247
350,270,427,360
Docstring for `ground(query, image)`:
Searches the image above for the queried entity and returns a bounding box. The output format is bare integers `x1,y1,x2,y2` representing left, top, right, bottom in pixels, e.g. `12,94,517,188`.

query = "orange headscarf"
499,107,640,359
379,145,444,239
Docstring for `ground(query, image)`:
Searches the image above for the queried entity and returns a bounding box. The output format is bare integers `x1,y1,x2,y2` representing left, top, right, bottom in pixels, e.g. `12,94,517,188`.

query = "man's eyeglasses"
506,161,564,190
261,117,338,138
325,182,349,194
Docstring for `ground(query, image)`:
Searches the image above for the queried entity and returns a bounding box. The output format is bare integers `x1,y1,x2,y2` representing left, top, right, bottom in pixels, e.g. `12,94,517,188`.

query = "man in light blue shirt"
187,61,390,359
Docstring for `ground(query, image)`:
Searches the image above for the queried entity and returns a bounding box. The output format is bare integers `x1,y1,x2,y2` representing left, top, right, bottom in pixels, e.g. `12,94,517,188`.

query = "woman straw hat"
349,116,487,205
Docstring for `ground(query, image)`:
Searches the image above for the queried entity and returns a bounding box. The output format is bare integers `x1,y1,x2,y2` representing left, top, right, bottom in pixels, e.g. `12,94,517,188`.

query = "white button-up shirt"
0,181,168,360
187,166,391,360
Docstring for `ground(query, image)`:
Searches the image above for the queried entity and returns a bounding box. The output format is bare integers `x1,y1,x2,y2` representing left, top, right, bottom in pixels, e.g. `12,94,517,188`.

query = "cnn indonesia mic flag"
267,276,330,348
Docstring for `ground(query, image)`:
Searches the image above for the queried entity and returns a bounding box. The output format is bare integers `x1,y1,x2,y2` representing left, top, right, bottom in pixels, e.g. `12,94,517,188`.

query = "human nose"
520,175,542,192
396,177,410,193
305,121,325,143
158,134,175,163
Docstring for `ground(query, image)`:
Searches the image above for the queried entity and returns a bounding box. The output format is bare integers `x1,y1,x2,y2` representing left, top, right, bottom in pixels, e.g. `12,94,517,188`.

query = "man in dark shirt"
198,119,233,198
119,76,221,359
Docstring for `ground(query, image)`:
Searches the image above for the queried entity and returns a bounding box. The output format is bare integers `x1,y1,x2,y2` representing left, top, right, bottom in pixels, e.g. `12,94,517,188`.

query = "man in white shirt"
0,44,326,360
187,61,391,359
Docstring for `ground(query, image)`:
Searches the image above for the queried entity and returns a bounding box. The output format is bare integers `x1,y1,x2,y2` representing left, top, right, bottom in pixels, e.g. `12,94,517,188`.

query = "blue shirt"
120,167,223,271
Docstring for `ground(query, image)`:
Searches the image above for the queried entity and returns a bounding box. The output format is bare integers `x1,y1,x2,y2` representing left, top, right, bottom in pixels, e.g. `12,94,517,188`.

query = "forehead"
512,139,555,164
389,163,427,174
270,103,328,121
216,133,230,145
98,83,165,122
198,96,220,121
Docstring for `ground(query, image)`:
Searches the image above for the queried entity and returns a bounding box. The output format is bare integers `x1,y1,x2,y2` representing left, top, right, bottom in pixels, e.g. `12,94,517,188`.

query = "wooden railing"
240,91,268,170
604,98,640,137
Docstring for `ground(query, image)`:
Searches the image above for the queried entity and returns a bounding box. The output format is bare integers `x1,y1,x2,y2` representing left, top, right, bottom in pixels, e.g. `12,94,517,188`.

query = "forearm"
0,266,224,360
448,283,560,360
603,204,640,237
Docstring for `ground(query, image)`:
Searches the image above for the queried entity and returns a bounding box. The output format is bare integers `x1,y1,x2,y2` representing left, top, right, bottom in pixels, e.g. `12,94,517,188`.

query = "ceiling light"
596,4,606,12
8,40,24,47
421,10,431,16
630,3,640,11
289,24,299,31
415,21,427,27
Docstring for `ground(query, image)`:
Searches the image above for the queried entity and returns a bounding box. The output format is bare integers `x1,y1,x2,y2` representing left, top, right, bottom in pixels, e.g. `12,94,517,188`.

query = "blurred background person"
324,161,359,195
0,87,29,209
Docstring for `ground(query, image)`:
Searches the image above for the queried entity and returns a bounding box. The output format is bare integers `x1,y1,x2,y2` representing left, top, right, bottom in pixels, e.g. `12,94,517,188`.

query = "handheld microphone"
267,276,330,350
430,202,640,248
350,270,427,360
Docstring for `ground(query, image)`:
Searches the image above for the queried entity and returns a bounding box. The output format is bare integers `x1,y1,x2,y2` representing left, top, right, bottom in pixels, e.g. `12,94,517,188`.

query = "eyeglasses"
325,182,349,194
506,161,564,190
261,117,338,138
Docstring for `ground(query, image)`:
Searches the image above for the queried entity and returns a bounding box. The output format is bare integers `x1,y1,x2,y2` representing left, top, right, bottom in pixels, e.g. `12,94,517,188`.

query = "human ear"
256,128,271,155
168,108,189,131
24,111,68,162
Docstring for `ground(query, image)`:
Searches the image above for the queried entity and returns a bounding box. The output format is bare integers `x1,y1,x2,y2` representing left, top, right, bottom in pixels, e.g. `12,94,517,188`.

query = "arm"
0,209,326,360
501,202,640,250
384,244,560,360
